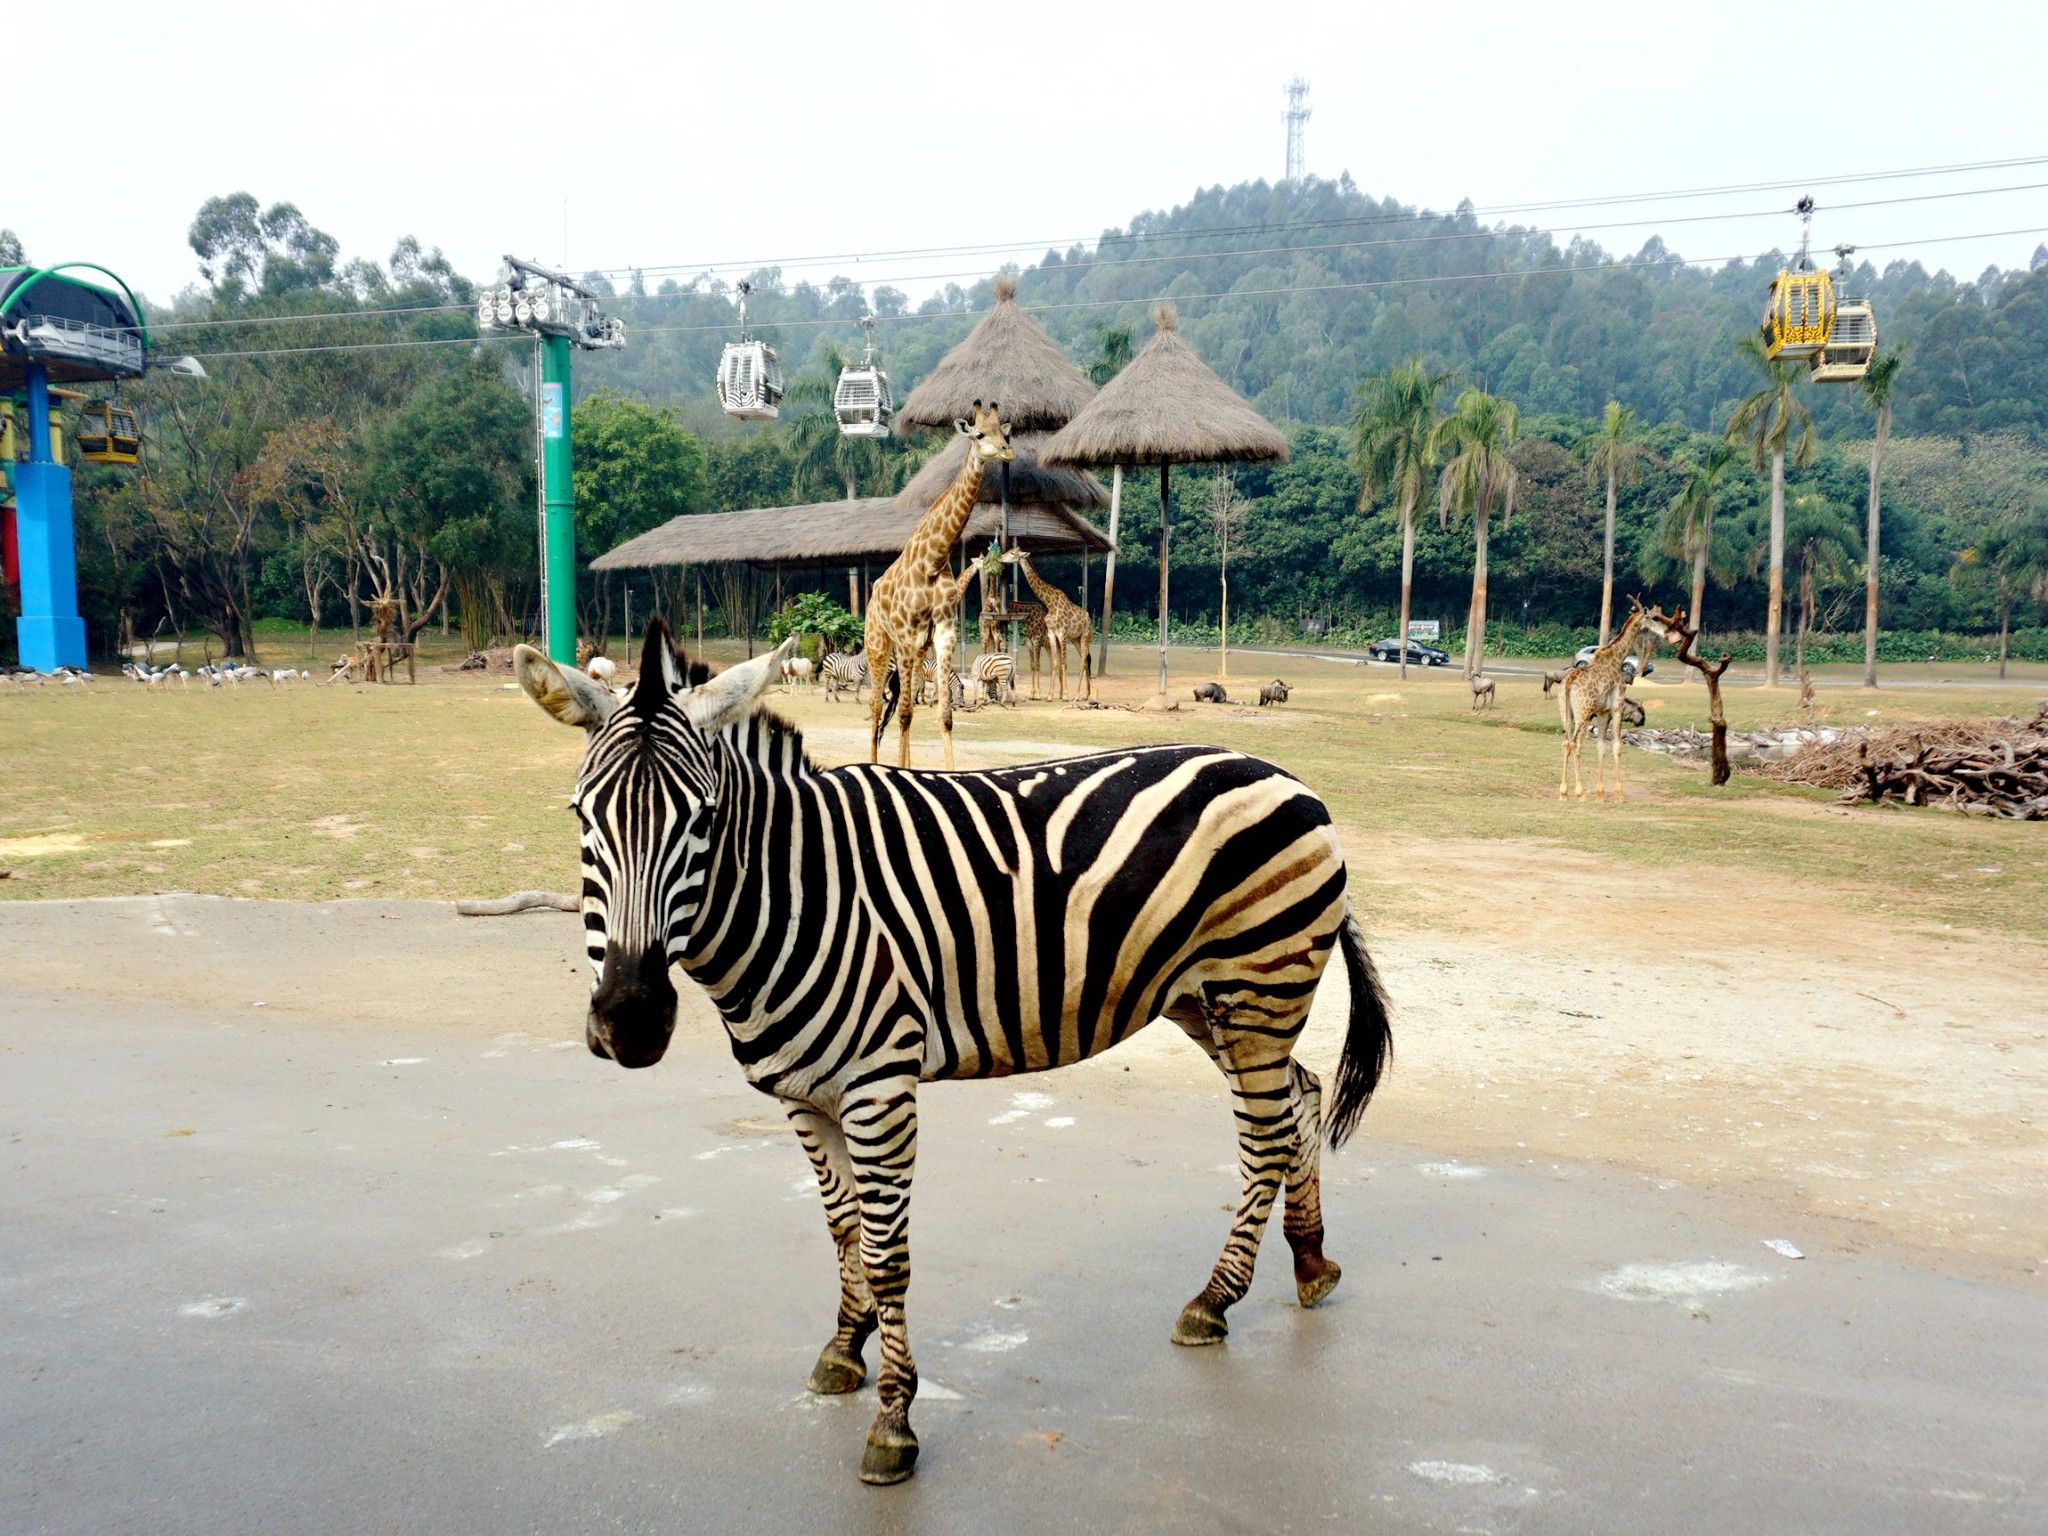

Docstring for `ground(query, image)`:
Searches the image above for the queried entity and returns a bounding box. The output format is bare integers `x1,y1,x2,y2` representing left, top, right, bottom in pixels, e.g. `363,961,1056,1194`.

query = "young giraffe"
1000,548,1093,700
974,543,1053,694
1556,604,1672,801
865,402,1013,768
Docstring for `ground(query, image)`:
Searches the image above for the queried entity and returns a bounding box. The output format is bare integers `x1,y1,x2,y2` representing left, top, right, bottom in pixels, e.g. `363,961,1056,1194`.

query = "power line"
153,177,2048,339
184,223,2048,363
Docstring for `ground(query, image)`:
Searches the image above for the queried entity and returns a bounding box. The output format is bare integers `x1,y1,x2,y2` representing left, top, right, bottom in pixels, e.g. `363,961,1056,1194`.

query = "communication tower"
1284,77,1310,184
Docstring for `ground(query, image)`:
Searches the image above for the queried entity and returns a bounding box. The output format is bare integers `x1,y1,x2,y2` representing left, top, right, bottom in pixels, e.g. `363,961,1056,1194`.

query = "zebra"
968,650,1016,708
821,650,869,703
512,620,1393,1486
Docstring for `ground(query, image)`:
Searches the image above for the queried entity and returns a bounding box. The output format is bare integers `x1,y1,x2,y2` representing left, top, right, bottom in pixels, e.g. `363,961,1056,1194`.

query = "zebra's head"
515,621,795,1070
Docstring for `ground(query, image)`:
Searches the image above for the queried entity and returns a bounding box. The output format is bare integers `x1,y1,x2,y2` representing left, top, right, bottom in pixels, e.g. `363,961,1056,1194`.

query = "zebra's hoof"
1171,1299,1230,1346
808,1348,866,1395
1296,1258,1343,1308
859,1431,919,1485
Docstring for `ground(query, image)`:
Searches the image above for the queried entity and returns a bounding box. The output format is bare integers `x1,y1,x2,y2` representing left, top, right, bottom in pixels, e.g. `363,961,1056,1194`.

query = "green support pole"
539,333,576,664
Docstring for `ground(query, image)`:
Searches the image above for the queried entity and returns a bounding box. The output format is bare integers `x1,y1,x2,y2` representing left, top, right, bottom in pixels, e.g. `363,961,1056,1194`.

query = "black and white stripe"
514,622,1392,1486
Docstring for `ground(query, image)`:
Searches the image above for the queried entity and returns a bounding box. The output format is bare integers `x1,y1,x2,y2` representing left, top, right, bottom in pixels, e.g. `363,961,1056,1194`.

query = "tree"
1725,334,1815,687
1774,492,1861,677
572,392,707,639
1654,441,1739,636
1586,400,1646,645
1087,324,1134,386
1955,500,2048,679
1351,360,1450,679
1206,470,1245,677
0,229,24,265
1857,348,1905,687
1436,388,1519,674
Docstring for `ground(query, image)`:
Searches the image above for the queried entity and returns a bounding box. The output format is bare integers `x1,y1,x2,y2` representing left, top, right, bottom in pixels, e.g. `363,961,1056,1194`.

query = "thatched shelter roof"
898,431,1110,512
590,496,1108,572
893,274,1097,435
1040,307,1289,469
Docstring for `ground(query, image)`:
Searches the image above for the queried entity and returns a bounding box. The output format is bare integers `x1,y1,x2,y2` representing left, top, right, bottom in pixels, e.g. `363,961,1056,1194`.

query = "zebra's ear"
683,635,795,734
515,645,620,729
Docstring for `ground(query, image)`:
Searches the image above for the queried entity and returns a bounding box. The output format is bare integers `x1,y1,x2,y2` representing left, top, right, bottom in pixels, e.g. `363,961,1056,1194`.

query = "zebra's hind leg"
843,1078,922,1485
1168,1025,1300,1347
1283,1061,1342,1308
782,1102,876,1395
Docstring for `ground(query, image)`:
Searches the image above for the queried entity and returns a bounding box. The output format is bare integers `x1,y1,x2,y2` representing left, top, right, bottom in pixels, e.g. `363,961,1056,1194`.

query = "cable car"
74,399,142,465
715,281,784,421
1761,198,1836,363
833,313,893,438
1809,248,1876,385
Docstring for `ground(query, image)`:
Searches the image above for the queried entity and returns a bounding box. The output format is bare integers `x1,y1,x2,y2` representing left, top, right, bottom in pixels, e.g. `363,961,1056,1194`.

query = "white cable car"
1809,247,1877,385
833,313,892,438
716,281,784,421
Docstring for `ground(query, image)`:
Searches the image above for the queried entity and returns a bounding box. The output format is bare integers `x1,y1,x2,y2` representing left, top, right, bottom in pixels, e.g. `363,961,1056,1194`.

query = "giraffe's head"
997,546,1032,570
955,400,1015,464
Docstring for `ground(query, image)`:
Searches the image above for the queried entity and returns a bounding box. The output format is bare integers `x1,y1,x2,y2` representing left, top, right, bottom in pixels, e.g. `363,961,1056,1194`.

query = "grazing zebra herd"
512,621,1393,1486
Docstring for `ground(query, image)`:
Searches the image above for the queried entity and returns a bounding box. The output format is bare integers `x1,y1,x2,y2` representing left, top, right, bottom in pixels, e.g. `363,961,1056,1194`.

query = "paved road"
4,897,2043,1534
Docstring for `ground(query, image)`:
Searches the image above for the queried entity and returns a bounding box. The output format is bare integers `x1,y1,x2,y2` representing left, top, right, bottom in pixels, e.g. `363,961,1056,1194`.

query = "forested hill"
584,174,2048,440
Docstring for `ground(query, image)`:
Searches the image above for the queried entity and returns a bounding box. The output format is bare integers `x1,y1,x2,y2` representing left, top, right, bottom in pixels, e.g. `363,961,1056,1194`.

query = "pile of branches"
1761,706,2048,818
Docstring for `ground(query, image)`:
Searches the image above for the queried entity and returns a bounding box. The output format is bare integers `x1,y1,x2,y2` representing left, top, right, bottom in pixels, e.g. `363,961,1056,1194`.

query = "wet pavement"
3,897,2043,1533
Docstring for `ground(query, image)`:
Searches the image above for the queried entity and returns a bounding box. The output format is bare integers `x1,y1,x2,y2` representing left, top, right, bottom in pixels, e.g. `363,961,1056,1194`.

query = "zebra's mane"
716,704,817,778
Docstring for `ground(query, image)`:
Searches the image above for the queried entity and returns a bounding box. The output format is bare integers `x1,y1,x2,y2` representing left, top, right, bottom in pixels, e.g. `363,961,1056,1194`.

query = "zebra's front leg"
782,1102,875,1395
1282,1060,1342,1307
844,1079,921,1484
1174,1052,1296,1346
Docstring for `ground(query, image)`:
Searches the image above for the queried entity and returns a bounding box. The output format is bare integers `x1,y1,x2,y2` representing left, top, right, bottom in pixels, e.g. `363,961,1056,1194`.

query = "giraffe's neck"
906,453,987,573
1592,613,1642,668
1015,558,1060,612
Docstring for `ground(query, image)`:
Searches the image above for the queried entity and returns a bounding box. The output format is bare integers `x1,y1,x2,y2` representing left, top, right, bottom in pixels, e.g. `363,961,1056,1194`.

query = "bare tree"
1207,469,1245,678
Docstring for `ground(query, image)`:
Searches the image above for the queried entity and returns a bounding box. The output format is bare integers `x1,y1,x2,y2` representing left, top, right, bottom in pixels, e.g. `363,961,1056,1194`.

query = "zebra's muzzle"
587,941,679,1070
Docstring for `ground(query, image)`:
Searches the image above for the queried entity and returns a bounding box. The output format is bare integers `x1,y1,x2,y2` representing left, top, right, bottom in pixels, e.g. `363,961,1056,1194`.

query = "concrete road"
3,897,2043,1534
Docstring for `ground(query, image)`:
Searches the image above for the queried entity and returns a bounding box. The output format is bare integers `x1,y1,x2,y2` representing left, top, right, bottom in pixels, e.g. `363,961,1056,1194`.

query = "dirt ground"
4,644,2044,1295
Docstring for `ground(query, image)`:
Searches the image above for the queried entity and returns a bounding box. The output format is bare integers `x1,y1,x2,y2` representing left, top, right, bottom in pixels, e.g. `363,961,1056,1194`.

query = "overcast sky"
15,1,2046,308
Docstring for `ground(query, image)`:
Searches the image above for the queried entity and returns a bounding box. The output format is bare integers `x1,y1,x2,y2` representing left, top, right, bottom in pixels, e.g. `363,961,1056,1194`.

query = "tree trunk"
1796,564,1810,677
1397,497,1416,682
1765,448,1786,687
1689,537,1708,638
1156,462,1172,697
1219,540,1229,679
1097,465,1122,676
1599,467,1617,646
1863,406,1887,689
1999,600,2011,680
1465,505,1490,675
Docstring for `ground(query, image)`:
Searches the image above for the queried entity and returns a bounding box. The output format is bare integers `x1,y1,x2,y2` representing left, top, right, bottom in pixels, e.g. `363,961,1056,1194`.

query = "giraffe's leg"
1282,1060,1342,1307
933,618,959,771
895,642,924,770
1054,636,1067,700
842,1078,921,1485
1610,711,1627,803
1594,709,1613,801
782,1101,876,1394
1571,727,1588,800
1558,732,1573,800
1171,1032,1301,1346
1082,641,1093,700
865,634,895,765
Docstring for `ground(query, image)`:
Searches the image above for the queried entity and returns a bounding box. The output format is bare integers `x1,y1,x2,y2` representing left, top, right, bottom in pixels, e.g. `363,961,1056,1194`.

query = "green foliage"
570,392,707,551
764,591,862,654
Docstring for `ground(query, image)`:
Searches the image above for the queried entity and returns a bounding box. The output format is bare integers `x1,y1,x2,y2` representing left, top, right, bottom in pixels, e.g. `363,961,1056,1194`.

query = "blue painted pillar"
14,364,88,671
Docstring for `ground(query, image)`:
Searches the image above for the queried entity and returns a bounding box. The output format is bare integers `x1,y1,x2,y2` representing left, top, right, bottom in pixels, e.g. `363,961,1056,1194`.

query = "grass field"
3,637,2044,943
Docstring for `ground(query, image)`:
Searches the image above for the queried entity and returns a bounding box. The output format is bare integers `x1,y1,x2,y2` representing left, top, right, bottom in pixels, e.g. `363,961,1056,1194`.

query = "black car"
1368,637,1451,666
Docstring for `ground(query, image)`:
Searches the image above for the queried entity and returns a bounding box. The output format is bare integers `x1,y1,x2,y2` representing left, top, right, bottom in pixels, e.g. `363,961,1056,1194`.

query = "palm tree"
1351,360,1451,679
1586,400,1646,645
1956,501,2048,679
1725,334,1815,687
1087,324,1134,387
1775,493,1861,677
1654,440,1738,632
1436,388,1520,675
1857,348,1905,688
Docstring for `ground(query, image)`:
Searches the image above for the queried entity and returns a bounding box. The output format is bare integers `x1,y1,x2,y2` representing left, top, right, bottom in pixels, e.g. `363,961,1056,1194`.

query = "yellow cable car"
74,399,142,465
1762,266,1835,362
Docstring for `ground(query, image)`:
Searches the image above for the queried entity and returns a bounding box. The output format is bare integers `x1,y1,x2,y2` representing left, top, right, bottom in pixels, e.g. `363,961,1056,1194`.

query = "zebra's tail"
1326,899,1393,1150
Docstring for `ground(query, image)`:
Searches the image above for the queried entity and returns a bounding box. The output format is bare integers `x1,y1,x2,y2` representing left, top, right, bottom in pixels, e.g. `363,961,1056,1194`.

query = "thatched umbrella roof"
1040,307,1289,469
590,496,1108,572
898,431,1110,513
894,274,1096,434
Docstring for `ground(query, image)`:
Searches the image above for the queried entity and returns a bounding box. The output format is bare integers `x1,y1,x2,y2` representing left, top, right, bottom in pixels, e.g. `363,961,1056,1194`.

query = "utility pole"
479,256,624,664
1284,77,1311,184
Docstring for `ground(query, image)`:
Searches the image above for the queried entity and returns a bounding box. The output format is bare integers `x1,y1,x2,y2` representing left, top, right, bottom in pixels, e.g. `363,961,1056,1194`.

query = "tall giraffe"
1556,604,1672,801
1001,548,1093,700
865,402,1013,768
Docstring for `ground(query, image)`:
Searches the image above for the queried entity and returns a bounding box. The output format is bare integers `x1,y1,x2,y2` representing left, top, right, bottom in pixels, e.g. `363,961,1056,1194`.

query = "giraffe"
974,542,1053,693
1000,548,1093,700
865,401,1013,768
1556,604,1673,802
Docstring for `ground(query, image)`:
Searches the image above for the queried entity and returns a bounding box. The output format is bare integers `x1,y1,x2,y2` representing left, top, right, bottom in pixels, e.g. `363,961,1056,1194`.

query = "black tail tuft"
874,664,902,751
1326,901,1393,1150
